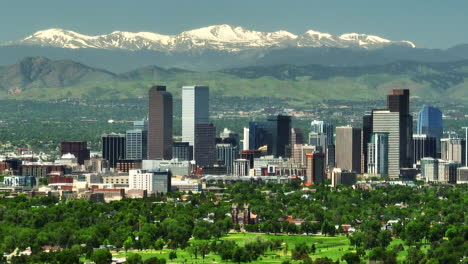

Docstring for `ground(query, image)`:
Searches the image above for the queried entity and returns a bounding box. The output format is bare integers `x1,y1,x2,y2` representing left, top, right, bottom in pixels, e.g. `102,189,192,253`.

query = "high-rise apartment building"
182,85,209,147
372,110,400,178
335,126,362,173
60,141,90,165
194,123,216,168
148,86,173,160
102,133,126,168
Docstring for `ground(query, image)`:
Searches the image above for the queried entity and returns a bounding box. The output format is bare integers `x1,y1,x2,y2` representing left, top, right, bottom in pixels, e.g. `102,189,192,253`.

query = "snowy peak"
8,25,416,52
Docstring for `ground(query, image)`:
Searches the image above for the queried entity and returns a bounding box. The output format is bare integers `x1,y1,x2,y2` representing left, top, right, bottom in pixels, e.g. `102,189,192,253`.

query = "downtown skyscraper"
417,105,443,152
387,89,413,168
148,86,173,160
335,126,362,174
182,86,209,147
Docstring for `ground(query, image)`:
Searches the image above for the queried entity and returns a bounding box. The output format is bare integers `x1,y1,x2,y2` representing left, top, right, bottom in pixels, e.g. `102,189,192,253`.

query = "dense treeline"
0,183,466,263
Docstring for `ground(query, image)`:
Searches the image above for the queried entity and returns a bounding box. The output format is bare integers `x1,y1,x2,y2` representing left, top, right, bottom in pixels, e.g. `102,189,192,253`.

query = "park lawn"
112,233,351,264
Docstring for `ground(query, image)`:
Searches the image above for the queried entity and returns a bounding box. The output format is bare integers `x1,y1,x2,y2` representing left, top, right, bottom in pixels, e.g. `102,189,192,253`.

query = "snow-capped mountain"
6,24,416,52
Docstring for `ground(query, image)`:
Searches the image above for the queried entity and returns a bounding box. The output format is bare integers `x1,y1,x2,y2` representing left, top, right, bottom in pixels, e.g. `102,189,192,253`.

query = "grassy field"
110,233,351,264
80,233,434,263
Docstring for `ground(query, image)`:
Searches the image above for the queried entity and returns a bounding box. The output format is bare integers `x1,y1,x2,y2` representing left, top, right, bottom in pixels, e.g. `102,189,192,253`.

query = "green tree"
123,236,133,252
91,249,112,264
404,221,427,245
342,252,360,264
154,238,165,252
292,242,309,260
321,221,336,236
168,251,177,261
377,230,392,248
55,249,80,264
232,246,250,263
428,224,445,242
192,221,212,240
126,253,143,264
313,257,337,264
405,247,424,264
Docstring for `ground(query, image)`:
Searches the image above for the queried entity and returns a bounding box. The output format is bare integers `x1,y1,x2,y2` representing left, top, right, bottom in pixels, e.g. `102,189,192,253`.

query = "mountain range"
4,25,415,51
3,25,468,72
1,57,467,103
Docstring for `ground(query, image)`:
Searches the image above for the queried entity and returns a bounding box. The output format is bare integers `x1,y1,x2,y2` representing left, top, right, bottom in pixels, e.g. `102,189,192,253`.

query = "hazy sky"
1,0,467,49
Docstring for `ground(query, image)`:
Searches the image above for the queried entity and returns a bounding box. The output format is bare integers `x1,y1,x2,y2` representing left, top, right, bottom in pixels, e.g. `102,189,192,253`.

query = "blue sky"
1,0,467,49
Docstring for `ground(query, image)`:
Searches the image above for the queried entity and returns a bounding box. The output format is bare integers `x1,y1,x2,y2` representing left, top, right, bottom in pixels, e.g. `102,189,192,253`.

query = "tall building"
372,110,400,178
309,120,335,170
387,89,413,168
308,133,328,153
102,133,126,168
248,121,272,151
242,127,250,151
288,128,303,159
148,86,173,160
335,126,362,173
310,120,334,145
126,129,148,160
216,143,238,174
305,152,325,184
291,128,303,145
326,144,336,168
417,105,442,151
420,158,458,183
421,158,438,182
413,134,437,165
362,113,373,173
267,115,291,157
60,141,90,165
441,138,466,165
172,142,193,161
182,85,209,147
194,123,216,168
367,133,389,177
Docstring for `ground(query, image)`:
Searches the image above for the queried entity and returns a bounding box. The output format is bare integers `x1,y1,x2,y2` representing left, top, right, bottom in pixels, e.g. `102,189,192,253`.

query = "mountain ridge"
4,24,416,52
0,57,467,103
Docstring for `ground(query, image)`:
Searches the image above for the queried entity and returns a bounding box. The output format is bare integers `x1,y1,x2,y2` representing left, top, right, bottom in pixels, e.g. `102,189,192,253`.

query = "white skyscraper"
243,127,249,151
182,86,209,146
372,110,400,178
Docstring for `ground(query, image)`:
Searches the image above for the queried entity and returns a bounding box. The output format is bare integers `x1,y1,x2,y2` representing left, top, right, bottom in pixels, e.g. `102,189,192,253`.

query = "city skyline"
0,2,466,263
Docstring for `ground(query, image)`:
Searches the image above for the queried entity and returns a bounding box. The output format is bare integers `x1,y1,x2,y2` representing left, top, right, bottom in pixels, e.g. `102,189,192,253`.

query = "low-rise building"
129,169,171,194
